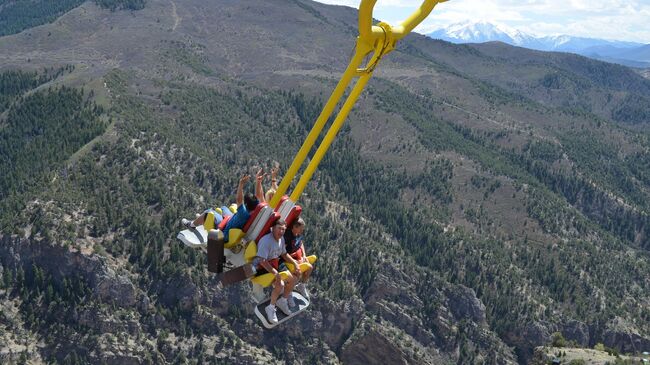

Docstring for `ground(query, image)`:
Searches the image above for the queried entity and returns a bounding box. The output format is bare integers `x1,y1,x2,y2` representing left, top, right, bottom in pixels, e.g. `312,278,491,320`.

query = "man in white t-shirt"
253,218,301,324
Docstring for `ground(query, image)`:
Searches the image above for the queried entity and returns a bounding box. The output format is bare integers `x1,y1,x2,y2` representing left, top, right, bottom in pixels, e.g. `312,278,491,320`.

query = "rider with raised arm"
182,172,263,240
181,173,262,272
255,167,279,203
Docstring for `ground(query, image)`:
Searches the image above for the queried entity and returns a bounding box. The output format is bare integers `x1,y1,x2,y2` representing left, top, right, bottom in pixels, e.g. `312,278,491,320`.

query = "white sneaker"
287,294,296,308
265,304,278,324
181,218,195,229
296,283,309,300
276,297,292,316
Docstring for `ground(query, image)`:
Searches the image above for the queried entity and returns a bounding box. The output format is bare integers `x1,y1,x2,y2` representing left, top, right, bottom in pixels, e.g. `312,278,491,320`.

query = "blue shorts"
201,208,223,225
220,205,234,217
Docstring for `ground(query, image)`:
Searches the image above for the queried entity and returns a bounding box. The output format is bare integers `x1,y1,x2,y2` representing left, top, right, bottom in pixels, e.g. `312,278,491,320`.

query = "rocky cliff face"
602,317,650,354
562,320,590,347
0,234,138,307
0,223,517,364
348,262,517,364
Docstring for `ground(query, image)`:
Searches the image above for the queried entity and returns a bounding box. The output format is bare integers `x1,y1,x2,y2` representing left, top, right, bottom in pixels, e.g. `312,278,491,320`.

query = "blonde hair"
265,189,276,203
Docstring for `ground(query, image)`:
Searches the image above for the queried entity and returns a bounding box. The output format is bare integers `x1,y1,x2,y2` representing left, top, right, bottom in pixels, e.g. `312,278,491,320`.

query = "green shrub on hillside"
551,332,567,347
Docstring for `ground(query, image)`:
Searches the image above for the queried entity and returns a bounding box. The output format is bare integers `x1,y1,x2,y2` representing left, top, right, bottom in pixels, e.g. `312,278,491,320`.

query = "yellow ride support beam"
269,0,447,208
291,71,372,201
269,45,370,208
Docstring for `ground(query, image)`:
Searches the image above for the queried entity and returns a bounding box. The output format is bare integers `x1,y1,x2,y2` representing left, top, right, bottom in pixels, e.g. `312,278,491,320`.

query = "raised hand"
256,168,266,182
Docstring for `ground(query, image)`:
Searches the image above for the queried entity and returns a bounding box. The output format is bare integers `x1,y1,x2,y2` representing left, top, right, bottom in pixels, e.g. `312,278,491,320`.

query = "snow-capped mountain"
427,21,649,68
428,21,540,47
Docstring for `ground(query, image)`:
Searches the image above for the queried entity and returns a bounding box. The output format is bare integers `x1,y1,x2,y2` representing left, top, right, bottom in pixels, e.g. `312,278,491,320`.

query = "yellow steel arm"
269,0,447,208
359,0,447,44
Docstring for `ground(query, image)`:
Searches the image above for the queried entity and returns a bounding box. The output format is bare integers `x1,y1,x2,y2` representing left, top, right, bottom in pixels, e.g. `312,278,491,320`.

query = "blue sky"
314,0,650,44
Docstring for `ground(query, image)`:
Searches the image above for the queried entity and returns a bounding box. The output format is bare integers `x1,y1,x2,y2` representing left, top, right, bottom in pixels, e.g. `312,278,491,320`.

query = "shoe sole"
278,308,292,316
254,292,309,329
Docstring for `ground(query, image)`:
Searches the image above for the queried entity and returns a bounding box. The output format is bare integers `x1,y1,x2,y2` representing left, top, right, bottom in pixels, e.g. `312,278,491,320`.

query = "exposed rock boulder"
444,285,486,324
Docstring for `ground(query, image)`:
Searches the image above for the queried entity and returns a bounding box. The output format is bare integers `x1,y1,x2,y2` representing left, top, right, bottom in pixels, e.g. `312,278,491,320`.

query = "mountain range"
1,0,650,364
428,21,650,68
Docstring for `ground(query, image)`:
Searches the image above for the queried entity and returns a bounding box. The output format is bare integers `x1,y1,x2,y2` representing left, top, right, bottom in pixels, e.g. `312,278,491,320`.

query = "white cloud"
314,0,650,43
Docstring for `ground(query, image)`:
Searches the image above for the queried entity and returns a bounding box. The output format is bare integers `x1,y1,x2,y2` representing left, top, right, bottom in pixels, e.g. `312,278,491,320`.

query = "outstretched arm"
270,167,279,191
255,168,265,202
236,174,250,206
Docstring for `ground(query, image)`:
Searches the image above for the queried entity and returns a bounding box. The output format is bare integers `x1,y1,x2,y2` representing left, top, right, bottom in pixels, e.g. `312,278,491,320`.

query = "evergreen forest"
1,0,650,364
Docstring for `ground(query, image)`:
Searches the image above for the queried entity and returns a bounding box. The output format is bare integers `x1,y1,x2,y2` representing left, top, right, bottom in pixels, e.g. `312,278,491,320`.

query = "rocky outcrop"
603,317,650,353
95,270,137,307
155,273,203,311
341,330,410,365
506,321,552,364
366,271,437,346
444,285,487,324
360,262,516,363
603,330,650,354
507,317,650,364
0,234,137,308
562,319,590,347
313,296,365,351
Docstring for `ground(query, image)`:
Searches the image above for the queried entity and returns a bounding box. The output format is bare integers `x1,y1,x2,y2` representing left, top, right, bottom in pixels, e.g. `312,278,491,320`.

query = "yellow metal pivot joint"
357,22,395,75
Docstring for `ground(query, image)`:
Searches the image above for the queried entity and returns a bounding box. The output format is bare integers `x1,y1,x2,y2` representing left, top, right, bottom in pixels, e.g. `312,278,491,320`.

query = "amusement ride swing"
178,0,448,329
